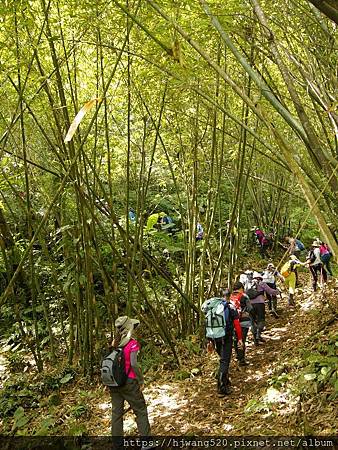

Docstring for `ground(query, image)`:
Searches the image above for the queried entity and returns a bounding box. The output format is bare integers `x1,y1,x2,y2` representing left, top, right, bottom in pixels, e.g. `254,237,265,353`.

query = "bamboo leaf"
64,98,102,143
60,373,73,384
304,373,317,381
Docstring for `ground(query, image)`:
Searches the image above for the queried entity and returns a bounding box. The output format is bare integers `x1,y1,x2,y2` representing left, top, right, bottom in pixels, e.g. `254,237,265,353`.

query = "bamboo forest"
0,0,337,446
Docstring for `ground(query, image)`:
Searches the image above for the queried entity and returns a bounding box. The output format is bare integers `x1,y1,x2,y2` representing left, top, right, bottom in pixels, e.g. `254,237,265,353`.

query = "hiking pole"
320,267,323,288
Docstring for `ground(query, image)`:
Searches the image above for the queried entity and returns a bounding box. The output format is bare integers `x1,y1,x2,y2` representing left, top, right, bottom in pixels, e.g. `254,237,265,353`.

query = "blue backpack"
201,298,230,339
295,239,305,251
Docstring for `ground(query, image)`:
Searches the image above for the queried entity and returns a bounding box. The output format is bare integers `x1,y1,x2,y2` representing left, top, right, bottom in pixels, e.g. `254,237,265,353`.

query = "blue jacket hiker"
202,289,243,397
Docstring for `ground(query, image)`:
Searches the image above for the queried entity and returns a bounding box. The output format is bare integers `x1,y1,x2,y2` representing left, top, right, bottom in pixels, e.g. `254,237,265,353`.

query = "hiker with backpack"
281,255,304,306
160,213,175,233
319,241,333,276
128,208,136,223
230,282,255,366
202,289,243,396
284,236,305,257
253,228,270,258
306,240,328,291
247,272,280,345
101,316,151,437
196,222,204,241
262,263,284,318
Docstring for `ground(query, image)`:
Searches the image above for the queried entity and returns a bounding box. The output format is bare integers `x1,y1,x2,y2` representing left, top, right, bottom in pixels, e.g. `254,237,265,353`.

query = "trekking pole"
320,267,323,288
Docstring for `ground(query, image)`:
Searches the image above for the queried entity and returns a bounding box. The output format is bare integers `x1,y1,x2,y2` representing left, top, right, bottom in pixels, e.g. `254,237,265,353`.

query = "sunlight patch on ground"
300,295,317,311
246,370,264,381
264,387,289,403
261,387,298,416
268,335,281,341
98,401,111,411
268,327,287,333
147,384,188,420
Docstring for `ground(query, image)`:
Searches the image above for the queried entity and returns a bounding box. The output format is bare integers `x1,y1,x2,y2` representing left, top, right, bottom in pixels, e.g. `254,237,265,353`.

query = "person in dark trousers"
109,316,151,438
319,241,333,276
249,272,280,344
206,289,243,397
262,263,284,317
230,282,255,366
254,228,269,258
306,240,328,291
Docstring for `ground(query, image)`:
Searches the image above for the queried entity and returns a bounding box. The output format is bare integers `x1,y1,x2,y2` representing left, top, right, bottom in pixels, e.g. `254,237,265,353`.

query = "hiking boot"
224,384,232,394
218,382,232,396
219,383,232,395
288,294,295,306
258,336,266,342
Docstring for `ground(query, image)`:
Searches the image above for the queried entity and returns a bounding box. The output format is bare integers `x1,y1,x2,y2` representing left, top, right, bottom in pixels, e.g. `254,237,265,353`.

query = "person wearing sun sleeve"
109,316,150,438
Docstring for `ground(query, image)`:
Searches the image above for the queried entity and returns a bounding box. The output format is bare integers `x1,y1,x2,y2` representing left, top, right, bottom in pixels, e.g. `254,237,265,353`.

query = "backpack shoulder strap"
222,300,230,323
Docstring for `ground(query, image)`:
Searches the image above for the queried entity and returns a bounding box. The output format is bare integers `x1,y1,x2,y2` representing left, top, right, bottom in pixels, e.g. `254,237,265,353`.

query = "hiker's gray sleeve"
130,351,144,385
245,296,254,313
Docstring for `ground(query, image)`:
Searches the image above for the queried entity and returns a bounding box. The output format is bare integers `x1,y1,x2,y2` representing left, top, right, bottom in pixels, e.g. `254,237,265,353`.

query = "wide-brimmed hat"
290,254,298,260
244,269,253,274
253,271,263,279
267,263,275,269
311,240,320,247
115,316,140,347
115,316,140,330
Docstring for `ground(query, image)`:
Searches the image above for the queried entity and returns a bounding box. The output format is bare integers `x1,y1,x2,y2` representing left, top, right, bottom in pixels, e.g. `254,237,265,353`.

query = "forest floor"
0,276,337,437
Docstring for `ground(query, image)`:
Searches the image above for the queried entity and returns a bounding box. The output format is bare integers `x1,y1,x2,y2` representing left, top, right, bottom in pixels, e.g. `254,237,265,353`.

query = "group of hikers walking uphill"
100,233,334,443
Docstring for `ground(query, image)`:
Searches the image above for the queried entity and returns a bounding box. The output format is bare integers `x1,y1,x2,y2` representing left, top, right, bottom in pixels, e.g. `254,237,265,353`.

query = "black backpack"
101,348,129,387
246,288,261,300
308,249,316,264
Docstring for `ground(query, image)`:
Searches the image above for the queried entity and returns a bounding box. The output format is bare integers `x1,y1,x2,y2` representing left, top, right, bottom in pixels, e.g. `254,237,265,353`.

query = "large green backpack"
201,297,229,339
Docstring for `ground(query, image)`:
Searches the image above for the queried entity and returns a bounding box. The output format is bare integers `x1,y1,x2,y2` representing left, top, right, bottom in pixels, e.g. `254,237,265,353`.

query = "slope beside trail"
87,281,337,436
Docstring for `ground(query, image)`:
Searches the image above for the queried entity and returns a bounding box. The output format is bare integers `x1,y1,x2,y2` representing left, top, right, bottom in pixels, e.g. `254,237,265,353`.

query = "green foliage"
174,370,190,381
146,213,160,233
244,398,267,414
47,393,61,406
12,407,29,432
0,366,77,418
297,333,338,398
70,403,90,418
0,0,336,387
243,329,338,425
34,417,56,436
6,352,26,374
268,372,291,389
182,336,201,355
66,421,88,436
0,377,39,418
60,373,73,384
140,341,165,374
